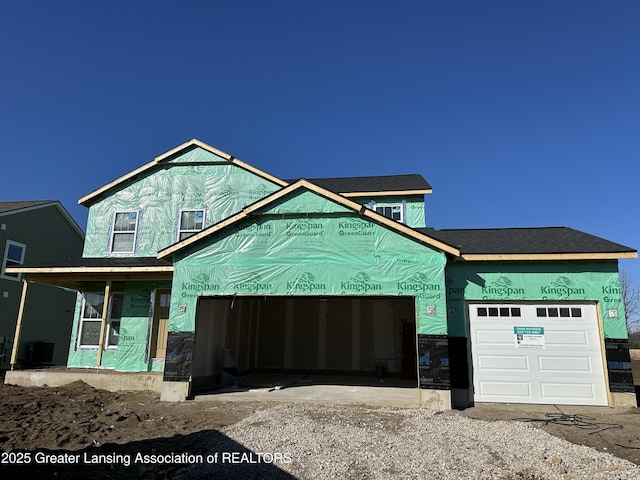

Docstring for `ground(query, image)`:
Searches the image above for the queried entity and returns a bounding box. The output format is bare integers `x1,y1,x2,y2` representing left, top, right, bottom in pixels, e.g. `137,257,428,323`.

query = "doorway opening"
148,289,170,363
191,296,417,393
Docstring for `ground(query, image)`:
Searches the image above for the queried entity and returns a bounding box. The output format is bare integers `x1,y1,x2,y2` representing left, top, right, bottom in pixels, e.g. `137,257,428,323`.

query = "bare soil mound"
0,381,267,478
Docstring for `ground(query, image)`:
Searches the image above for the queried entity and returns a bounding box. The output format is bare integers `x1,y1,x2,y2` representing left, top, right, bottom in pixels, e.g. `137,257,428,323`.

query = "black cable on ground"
514,404,624,435
514,405,640,451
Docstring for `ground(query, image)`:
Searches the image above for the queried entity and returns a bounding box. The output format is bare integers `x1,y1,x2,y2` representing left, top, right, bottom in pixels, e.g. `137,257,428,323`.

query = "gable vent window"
373,204,404,223
178,209,206,241
110,211,139,253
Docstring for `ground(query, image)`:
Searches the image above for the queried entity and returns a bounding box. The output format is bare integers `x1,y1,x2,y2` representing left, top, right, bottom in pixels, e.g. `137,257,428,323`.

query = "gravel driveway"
176,403,640,479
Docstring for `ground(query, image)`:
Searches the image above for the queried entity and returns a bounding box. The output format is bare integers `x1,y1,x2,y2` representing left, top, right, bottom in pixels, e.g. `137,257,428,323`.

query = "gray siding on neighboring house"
0,203,84,367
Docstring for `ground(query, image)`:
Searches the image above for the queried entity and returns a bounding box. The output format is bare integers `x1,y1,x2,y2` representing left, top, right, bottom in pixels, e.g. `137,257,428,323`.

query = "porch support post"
96,280,112,367
10,280,29,370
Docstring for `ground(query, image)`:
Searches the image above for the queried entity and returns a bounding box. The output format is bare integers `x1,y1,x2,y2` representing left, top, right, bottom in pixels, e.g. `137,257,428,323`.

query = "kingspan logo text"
341,282,382,292
341,272,382,292
233,281,272,292
182,273,220,292
182,281,220,292
541,286,586,296
397,282,441,293
286,222,323,231
481,286,525,296
238,223,273,238
602,285,622,295
542,276,585,297
338,221,373,230
130,294,150,306
287,281,326,292
286,221,324,237
287,272,325,292
248,184,271,198
338,220,374,237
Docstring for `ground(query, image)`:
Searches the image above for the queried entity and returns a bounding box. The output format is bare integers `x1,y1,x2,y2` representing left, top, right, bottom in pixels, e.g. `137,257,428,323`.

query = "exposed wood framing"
10,280,29,369
10,266,173,274
95,281,112,367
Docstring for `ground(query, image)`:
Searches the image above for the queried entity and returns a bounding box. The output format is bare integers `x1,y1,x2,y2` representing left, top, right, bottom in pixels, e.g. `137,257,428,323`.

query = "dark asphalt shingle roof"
418,227,636,255
0,201,55,214
286,174,432,194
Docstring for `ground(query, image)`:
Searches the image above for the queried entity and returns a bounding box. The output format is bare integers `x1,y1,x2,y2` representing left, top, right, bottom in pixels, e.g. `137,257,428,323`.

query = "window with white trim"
110,211,139,253
1,240,26,281
373,204,404,223
78,292,124,348
78,293,104,347
178,209,205,241
105,293,123,348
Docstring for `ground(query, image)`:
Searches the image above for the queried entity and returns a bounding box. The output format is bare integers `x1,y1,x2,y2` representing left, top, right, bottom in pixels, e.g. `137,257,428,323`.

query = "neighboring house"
7,139,637,408
0,201,84,368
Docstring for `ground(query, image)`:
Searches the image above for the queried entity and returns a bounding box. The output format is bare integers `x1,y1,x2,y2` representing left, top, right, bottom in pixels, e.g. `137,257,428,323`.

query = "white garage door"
469,303,607,406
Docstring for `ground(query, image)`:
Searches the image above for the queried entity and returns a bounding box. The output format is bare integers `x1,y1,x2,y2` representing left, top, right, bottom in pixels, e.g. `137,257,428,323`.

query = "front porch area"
4,368,163,393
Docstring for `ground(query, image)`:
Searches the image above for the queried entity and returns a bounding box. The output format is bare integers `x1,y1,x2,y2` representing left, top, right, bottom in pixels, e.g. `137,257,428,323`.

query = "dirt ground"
0,380,639,479
0,381,273,479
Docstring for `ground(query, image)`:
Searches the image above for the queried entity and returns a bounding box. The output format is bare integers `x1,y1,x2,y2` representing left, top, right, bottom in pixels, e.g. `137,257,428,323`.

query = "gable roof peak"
157,179,459,260
78,139,287,207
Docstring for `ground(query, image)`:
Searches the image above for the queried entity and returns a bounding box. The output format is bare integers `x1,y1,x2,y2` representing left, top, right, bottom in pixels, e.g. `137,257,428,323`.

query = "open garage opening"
192,295,418,393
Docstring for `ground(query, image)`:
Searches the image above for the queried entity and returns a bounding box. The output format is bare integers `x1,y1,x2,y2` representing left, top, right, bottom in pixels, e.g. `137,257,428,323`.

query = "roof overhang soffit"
341,189,432,198
458,251,638,261
5,266,173,291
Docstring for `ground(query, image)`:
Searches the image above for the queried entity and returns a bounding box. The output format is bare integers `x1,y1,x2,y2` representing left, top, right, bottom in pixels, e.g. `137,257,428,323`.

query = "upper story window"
178,209,205,241
111,211,139,253
1,240,26,281
373,204,404,223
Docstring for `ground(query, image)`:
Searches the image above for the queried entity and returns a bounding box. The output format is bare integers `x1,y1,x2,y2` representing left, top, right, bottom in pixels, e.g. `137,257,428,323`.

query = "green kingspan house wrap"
7,139,637,408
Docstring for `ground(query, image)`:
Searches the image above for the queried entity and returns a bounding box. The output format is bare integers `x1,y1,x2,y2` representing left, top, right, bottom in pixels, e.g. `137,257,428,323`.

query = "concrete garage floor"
194,373,422,408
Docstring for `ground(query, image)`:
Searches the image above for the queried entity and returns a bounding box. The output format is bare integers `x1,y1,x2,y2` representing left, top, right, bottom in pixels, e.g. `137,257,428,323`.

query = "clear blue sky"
1,2,639,280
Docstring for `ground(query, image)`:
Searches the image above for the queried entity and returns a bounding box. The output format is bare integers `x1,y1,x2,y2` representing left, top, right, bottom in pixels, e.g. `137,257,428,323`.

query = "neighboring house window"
78,293,104,347
1,240,26,281
178,209,205,241
373,204,404,223
78,292,124,348
105,293,123,348
111,211,139,253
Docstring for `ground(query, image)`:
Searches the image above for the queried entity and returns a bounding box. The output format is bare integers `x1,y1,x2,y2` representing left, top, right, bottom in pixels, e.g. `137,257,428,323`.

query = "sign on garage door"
469,303,607,406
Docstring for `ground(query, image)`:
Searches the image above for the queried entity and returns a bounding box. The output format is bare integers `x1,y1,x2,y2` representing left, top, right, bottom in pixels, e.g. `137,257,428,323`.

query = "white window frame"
77,292,104,348
1,240,26,281
110,211,139,254
77,292,124,349
177,209,206,241
372,203,405,223
105,293,124,349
